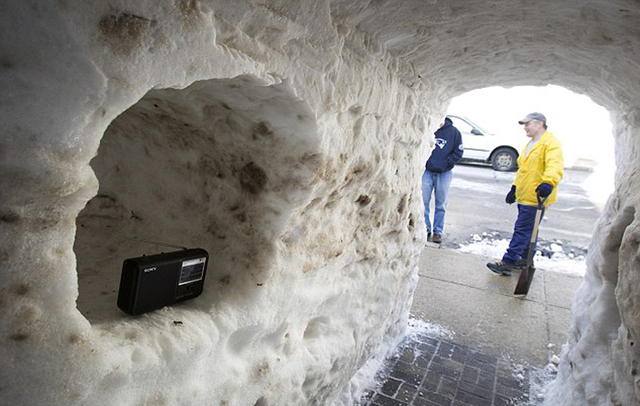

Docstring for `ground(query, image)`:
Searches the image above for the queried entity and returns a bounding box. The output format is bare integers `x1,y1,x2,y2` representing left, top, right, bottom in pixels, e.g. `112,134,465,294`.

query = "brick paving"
359,331,548,406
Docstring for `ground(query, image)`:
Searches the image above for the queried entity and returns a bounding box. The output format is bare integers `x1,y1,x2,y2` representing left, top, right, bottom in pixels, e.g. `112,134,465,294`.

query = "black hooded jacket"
426,117,464,173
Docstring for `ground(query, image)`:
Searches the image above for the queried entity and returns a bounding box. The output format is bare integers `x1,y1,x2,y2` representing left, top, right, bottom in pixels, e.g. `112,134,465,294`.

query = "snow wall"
1,1,639,405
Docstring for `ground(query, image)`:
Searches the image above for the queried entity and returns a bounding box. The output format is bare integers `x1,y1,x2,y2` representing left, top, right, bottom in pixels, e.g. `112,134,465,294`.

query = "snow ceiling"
1,0,640,405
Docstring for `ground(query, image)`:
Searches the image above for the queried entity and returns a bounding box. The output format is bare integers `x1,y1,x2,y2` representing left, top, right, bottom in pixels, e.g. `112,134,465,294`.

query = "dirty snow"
3,1,640,405
458,233,587,277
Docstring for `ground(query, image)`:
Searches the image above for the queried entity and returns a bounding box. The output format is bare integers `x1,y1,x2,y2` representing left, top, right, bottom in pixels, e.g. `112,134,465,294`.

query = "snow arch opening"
74,75,321,324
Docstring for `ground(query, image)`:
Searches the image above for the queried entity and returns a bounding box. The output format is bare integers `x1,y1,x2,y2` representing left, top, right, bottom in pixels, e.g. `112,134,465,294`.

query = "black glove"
536,183,553,198
505,185,516,204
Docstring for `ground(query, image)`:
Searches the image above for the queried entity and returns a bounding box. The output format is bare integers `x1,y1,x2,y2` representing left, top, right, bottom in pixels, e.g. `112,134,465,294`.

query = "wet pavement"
360,331,541,406
356,245,582,406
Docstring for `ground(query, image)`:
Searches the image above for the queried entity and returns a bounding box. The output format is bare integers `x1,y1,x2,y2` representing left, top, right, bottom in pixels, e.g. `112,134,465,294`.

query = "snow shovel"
514,195,547,296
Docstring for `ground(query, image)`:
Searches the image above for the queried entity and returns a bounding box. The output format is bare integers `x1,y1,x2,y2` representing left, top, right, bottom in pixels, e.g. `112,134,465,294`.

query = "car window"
448,117,480,136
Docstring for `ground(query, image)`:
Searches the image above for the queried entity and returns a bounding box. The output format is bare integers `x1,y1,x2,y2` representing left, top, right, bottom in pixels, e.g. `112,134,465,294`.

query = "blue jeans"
503,204,545,264
421,169,453,234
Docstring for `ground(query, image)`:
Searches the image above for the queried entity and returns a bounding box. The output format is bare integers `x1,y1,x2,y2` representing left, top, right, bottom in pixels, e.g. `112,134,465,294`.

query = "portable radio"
117,248,208,315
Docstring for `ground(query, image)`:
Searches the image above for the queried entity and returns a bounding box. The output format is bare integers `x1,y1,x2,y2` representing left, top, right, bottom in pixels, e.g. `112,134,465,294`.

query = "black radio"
117,248,209,315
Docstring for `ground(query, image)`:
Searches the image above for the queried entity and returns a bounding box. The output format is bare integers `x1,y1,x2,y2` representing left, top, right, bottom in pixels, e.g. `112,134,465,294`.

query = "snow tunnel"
2,1,640,405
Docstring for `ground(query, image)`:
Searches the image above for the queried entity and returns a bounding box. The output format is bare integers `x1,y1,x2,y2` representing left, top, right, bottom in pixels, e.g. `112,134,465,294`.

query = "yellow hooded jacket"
513,131,564,206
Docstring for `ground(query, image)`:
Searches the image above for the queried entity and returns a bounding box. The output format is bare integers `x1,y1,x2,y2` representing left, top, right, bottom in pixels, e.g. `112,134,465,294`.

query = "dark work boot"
513,258,535,270
486,261,515,276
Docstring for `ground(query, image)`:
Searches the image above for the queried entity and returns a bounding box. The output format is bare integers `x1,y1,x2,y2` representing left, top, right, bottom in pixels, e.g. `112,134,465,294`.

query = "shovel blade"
514,266,536,295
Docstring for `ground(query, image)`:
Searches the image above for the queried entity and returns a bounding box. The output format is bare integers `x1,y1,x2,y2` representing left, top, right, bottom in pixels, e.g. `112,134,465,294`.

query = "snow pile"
458,233,587,277
2,0,640,405
1,1,428,405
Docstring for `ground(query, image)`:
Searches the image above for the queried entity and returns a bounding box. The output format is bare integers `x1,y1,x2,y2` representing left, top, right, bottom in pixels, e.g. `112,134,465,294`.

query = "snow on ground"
405,317,455,342
511,362,558,406
458,232,587,277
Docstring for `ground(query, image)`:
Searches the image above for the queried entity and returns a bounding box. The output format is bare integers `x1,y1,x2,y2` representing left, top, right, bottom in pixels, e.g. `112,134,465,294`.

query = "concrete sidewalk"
361,246,583,406
412,245,582,366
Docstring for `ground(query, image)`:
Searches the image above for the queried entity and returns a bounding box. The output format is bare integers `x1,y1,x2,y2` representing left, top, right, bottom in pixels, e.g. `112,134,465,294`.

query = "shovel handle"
537,194,548,208
514,194,548,295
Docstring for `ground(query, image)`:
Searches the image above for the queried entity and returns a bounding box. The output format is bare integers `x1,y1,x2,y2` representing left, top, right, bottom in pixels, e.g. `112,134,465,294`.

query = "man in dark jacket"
422,117,464,243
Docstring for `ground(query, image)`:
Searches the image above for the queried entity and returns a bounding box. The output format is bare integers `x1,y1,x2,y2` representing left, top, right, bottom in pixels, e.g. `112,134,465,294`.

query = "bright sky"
447,85,614,169
447,85,616,209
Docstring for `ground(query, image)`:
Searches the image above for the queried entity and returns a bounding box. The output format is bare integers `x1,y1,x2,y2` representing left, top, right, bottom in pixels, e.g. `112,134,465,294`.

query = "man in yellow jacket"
487,112,564,276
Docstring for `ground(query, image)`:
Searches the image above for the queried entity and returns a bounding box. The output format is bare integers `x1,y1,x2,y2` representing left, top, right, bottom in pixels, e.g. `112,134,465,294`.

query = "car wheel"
491,147,517,171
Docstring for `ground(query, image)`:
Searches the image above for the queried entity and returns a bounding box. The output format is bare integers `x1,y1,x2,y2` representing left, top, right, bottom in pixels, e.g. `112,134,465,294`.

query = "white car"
446,114,520,171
